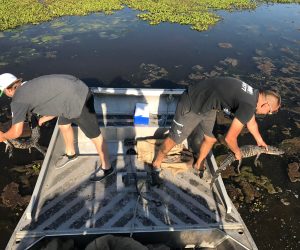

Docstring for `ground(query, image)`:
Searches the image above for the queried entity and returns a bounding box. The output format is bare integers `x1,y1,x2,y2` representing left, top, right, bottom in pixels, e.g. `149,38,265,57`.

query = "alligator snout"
265,146,285,155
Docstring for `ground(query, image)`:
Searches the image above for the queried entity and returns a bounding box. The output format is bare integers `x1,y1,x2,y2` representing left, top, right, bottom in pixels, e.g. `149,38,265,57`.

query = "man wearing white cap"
0,73,113,181
0,73,18,97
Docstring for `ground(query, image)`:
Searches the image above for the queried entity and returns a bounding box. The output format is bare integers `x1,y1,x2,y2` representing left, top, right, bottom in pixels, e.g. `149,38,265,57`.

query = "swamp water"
0,4,299,249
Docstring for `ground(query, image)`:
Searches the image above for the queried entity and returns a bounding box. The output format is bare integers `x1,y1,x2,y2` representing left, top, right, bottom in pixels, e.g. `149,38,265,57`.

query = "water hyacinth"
0,0,123,31
0,0,299,31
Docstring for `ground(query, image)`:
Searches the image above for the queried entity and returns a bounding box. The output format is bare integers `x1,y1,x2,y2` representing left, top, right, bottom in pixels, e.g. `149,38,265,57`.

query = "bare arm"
225,118,244,160
0,131,4,143
0,122,24,142
38,116,56,126
246,115,268,150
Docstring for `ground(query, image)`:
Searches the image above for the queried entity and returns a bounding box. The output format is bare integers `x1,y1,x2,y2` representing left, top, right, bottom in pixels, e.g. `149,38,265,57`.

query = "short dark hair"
260,90,281,107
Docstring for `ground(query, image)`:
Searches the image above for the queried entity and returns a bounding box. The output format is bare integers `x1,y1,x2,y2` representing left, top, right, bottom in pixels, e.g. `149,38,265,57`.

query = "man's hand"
257,139,268,151
225,118,244,161
38,117,46,126
38,116,55,126
1,122,23,141
247,116,268,151
234,149,242,161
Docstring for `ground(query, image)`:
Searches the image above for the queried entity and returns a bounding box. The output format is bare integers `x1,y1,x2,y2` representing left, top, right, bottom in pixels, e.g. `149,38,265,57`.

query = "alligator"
210,145,284,189
3,115,46,158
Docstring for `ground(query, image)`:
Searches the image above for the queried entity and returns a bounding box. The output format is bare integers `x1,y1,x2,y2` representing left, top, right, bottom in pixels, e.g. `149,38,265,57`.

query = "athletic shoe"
55,154,78,169
89,166,115,182
150,167,163,187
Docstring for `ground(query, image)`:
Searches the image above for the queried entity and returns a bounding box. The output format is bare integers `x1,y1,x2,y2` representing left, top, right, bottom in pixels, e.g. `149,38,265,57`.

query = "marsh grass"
0,0,299,31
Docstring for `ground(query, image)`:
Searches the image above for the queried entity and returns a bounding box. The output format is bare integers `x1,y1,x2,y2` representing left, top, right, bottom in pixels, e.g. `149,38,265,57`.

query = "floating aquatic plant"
31,35,63,44
0,0,124,31
0,0,299,31
51,21,66,28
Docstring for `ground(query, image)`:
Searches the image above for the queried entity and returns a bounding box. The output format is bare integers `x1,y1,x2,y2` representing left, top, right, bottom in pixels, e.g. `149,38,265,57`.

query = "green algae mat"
0,0,299,31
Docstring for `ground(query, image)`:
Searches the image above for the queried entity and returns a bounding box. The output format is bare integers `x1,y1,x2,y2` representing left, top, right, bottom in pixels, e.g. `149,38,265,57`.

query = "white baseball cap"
0,73,18,97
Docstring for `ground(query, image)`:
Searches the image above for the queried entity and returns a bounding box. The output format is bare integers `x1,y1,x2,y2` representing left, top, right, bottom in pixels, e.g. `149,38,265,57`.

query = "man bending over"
152,77,281,175
0,73,112,181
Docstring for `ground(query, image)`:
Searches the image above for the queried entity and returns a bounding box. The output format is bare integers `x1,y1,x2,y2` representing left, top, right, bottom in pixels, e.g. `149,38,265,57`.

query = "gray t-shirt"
11,74,89,124
187,77,259,124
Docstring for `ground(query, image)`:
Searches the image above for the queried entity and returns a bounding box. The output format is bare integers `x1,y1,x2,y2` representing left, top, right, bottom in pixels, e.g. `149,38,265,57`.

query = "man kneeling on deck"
152,77,281,177
0,73,113,181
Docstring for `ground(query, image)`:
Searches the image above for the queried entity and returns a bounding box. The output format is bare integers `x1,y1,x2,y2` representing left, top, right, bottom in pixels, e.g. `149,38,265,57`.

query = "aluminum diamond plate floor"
7,127,257,250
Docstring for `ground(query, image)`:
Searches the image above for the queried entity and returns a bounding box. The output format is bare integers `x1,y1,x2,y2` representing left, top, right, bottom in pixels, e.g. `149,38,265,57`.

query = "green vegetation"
0,0,299,31
0,0,123,31
124,0,259,31
31,162,41,175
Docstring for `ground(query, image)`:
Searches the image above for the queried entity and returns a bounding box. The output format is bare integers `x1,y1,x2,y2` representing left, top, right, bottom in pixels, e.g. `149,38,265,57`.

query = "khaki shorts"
169,92,216,144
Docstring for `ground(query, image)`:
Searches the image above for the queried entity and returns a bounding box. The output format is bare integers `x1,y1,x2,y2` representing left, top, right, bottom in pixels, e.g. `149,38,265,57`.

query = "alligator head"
264,145,285,155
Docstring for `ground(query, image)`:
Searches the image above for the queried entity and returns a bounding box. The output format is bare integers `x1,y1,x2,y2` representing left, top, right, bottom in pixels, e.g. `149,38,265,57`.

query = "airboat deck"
7,88,257,250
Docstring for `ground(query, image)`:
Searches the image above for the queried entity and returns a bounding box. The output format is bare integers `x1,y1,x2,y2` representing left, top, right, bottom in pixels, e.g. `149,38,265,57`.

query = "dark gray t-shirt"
11,74,89,124
187,77,259,124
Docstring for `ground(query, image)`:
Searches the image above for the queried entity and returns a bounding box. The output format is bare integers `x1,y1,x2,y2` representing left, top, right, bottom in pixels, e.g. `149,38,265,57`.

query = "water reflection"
0,9,139,69
0,4,298,112
0,5,298,89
